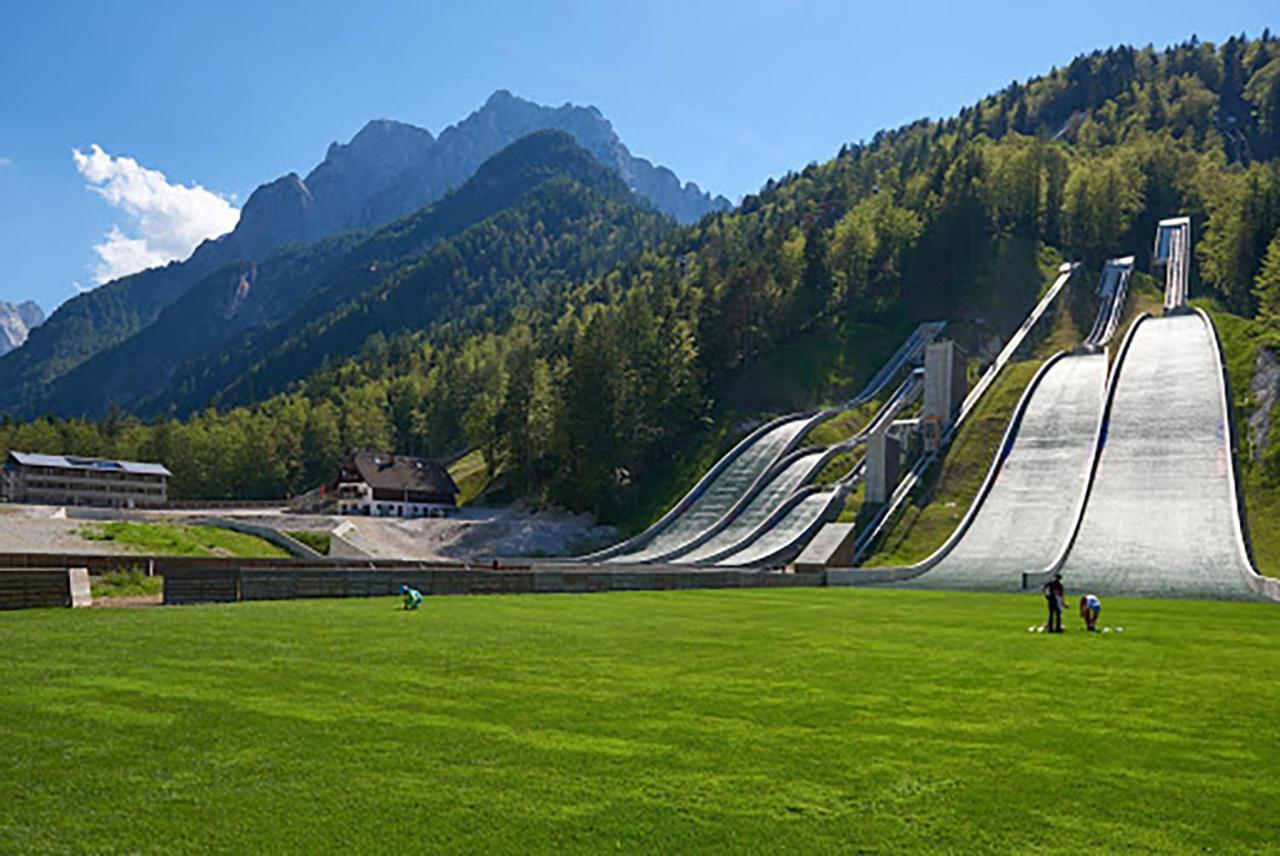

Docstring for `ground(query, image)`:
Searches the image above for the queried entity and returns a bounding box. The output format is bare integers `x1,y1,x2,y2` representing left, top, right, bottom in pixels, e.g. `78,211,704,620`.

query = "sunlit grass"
0,588,1275,852
81,522,288,558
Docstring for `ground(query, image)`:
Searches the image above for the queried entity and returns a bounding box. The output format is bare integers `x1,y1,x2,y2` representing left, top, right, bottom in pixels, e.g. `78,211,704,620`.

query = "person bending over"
401,584,424,611
1079,593,1101,631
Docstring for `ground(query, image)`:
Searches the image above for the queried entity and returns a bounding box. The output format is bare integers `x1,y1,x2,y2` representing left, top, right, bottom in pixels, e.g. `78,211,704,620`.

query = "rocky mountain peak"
0,299,45,356
230,173,319,257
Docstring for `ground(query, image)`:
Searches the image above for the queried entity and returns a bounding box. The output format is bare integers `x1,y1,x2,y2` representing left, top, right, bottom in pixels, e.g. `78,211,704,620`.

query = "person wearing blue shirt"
401,584,424,610
1079,593,1101,631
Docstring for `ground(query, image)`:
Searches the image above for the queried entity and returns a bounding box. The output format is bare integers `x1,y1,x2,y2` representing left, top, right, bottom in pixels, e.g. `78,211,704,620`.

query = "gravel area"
0,503,616,562
230,506,616,561
0,506,136,554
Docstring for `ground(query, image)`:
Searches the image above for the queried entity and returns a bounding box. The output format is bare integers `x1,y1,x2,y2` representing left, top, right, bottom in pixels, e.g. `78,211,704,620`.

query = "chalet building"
3,451,171,509
334,451,459,518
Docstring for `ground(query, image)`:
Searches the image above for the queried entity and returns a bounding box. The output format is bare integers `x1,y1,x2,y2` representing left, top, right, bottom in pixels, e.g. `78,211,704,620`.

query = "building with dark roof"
334,451,459,518
3,451,171,509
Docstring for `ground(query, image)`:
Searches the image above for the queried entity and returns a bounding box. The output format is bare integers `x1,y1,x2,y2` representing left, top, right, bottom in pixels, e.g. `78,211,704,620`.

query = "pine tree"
1254,230,1280,335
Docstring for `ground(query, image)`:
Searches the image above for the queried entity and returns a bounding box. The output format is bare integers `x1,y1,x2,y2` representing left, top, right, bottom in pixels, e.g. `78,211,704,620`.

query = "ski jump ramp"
587,323,942,564
835,260,1123,589
882,351,1107,591
1054,311,1275,600
835,310,1279,602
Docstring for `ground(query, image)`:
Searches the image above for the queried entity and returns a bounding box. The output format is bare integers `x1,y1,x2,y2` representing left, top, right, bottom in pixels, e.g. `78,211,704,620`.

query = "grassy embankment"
1194,296,1280,577
89,569,162,599
0,588,1276,852
81,522,288,559
286,530,332,556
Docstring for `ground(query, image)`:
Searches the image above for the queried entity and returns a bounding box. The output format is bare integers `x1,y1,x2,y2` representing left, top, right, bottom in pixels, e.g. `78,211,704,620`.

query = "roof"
338,451,458,497
7,450,172,477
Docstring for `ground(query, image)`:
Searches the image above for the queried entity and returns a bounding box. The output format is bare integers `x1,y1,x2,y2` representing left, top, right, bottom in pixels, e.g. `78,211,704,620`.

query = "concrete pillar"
924,340,968,427
866,429,901,505
68,568,92,608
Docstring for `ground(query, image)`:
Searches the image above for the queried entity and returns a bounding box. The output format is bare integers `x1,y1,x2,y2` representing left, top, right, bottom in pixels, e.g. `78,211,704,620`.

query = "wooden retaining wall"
162,568,240,605
0,552,466,577
166,566,825,605
0,569,80,610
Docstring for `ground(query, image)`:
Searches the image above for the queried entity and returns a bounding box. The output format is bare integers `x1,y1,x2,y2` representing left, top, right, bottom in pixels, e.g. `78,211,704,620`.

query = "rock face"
225,90,731,244
353,91,732,227
1250,346,1280,461
200,90,728,269
0,301,44,355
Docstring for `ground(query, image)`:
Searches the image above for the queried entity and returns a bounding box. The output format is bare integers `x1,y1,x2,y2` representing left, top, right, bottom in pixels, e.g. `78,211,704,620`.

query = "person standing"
1042,573,1065,633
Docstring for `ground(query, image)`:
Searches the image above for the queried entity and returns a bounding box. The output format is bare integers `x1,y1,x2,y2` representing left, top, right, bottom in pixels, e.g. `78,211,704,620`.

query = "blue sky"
0,0,1273,313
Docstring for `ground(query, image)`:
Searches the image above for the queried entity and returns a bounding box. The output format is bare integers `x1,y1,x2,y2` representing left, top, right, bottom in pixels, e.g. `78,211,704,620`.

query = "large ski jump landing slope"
1059,313,1262,600
899,352,1106,591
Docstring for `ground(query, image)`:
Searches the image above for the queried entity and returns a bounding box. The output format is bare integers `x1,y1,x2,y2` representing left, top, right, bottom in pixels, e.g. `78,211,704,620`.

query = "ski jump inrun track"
579,228,1280,603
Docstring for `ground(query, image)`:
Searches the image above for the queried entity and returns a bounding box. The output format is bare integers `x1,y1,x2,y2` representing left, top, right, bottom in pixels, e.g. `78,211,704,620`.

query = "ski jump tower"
1154,216,1191,311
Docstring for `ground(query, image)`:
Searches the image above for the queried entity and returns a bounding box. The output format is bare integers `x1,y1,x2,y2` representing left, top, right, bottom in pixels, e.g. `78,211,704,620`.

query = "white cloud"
0,156,12,167
73,144,240,284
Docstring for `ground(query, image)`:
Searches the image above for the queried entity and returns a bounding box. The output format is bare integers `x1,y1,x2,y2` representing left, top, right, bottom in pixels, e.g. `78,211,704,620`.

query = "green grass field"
81,522,289,559
1,589,1276,852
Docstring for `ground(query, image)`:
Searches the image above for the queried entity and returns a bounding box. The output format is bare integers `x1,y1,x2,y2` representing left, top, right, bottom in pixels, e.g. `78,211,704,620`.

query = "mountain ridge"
32,131,671,419
0,91,726,413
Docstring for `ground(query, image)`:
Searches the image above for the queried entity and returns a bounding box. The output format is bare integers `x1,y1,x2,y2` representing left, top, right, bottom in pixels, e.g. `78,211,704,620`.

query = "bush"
91,570,162,599
287,530,332,555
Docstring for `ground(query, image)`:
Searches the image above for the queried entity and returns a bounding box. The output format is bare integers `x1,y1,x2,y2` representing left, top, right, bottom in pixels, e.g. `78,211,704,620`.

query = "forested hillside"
30,131,670,419
4,34,1280,525
0,91,726,416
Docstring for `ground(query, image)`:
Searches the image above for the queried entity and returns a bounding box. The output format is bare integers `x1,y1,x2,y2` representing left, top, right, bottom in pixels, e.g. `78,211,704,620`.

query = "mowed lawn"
1,589,1277,853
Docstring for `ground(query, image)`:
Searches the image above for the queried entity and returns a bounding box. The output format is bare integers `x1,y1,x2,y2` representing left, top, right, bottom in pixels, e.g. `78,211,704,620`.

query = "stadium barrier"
0,567,91,610
0,552,461,577
165,566,825,605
